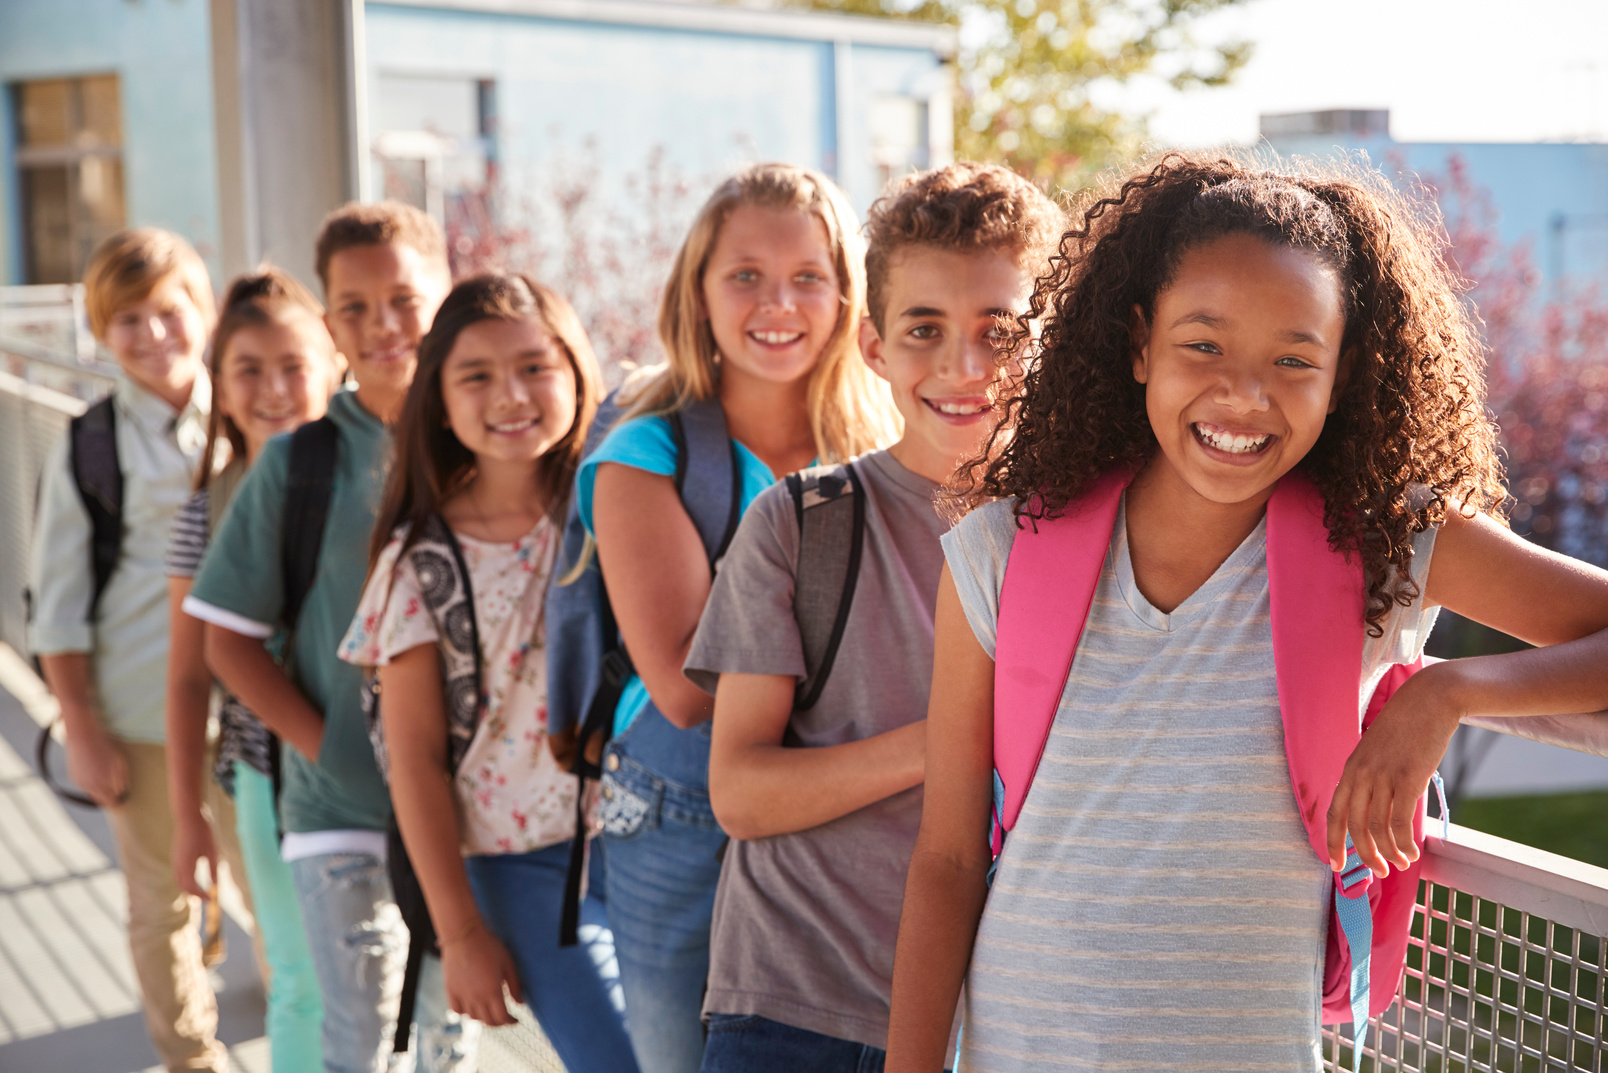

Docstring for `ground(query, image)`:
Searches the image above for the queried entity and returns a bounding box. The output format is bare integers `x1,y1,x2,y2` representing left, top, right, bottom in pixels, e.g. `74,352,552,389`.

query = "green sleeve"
189,435,290,633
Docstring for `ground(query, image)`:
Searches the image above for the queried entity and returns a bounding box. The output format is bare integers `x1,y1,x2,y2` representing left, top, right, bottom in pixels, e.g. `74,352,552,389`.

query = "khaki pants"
103,740,256,1073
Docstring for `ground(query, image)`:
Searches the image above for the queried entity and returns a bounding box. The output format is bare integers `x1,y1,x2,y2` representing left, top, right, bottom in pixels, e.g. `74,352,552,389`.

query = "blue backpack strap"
668,394,742,565
1335,835,1374,1073
554,390,741,947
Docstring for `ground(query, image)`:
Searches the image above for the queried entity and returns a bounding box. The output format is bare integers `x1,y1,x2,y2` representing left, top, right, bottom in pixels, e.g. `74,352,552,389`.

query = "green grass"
1451,791,1608,869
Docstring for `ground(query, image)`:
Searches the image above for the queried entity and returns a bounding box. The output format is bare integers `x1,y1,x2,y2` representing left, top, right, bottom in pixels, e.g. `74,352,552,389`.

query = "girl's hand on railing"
1327,663,1464,877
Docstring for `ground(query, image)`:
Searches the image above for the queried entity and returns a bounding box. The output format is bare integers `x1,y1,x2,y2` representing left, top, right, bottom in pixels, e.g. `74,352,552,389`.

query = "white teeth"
1195,424,1271,454
751,331,802,345
933,401,989,415
490,418,536,433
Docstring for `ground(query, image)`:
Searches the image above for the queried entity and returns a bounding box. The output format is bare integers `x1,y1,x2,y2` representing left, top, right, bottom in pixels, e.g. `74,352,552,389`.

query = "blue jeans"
234,764,323,1071
465,842,639,1073
290,851,479,1072
701,1015,896,1073
599,709,726,1073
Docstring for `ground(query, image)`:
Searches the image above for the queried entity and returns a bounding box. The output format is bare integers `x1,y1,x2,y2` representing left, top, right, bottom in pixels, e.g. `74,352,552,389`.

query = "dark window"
12,75,127,284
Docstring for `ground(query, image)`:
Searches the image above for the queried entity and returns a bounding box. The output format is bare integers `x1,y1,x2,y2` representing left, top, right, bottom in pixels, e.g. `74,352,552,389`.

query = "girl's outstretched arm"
592,463,716,728
380,645,521,1027
708,672,925,839
165,577,217,897
887,567,994,1073
1329,507,1608,876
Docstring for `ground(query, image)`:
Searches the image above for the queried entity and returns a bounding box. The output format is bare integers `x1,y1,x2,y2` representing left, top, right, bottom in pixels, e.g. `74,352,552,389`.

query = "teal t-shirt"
188,388,392,834
577,413,779,734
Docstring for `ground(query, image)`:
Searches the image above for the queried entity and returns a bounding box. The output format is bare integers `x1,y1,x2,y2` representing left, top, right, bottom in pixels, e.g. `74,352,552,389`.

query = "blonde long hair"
621,163,899,461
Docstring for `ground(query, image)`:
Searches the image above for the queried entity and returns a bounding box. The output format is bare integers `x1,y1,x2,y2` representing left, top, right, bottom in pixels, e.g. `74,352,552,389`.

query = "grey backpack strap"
668,395,742,566
787,461,865,711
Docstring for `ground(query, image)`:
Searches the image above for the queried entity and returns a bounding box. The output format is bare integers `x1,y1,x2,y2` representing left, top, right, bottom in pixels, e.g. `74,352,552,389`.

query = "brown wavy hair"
956,152,1507,631
369,273,603,570
864,161,1065,332
196,266,335,492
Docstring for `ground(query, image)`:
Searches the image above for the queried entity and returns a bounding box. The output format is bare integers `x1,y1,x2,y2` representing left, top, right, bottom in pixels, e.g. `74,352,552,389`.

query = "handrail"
1460,711,1608,760
1422,822,1608,936
0,334,121,382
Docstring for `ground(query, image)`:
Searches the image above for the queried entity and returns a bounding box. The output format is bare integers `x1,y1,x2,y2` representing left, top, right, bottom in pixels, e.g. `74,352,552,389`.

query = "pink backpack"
992,468,1431,1055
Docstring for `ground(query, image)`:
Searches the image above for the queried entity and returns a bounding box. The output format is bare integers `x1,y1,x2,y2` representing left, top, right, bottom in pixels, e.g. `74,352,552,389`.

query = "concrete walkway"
0,647,564,1072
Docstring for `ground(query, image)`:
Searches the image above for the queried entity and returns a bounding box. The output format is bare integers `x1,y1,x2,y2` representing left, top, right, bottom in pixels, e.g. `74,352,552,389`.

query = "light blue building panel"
0,0,950,288
1267,129,1608,283
0,0,221,286
363,0,951,216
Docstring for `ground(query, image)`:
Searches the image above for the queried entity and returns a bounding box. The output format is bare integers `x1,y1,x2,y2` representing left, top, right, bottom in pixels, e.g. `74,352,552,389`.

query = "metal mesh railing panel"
0,379,81,657
1323,880,1607,1072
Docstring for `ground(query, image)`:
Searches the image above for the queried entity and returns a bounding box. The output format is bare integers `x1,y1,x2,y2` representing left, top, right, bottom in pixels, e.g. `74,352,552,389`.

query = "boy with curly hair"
685,162,1064,1071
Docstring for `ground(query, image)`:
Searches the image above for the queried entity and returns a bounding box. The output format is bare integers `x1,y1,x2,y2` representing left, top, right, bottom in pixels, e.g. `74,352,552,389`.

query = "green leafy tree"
782,0,1250,190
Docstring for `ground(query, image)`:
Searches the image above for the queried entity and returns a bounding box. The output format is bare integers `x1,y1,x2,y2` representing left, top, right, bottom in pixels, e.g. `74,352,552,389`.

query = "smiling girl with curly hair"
886,153,1608,1073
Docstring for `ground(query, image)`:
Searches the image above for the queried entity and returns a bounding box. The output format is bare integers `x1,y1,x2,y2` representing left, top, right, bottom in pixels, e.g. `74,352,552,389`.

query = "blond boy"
29,228,249,1072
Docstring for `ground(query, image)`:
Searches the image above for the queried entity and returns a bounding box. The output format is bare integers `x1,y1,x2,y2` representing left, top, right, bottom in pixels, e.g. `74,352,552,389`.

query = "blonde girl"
165,268,343,1072
569,162,898,1073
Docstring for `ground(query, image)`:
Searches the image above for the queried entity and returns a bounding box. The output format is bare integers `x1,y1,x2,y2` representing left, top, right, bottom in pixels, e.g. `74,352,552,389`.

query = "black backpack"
546,391,743,945
31,407,339,808
357,514,481,1056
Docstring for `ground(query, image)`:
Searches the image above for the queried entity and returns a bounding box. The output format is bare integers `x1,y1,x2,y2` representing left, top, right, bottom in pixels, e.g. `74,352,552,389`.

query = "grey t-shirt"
685,448,947,1050
943,495,1439,1073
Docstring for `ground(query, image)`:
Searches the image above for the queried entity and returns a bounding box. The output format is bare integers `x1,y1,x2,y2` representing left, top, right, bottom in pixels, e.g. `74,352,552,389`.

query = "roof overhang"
370,0,956,56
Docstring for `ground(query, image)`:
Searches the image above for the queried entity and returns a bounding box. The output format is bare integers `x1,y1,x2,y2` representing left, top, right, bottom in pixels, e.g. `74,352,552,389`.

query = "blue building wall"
1267,134,1608,283
0,0,221,286
0,0,947,288
362,3,948,212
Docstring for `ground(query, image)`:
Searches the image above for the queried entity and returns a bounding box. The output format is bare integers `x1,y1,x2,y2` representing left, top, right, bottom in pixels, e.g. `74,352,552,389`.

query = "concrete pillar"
210,0,367,288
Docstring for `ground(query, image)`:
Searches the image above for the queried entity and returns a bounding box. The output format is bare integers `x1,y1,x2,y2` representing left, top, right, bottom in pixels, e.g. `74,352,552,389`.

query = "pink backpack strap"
1264,472,1367,868
992,470,1131,854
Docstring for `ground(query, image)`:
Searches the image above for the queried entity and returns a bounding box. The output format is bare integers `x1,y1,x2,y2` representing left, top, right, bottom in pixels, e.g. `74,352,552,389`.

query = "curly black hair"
956,152,1507,632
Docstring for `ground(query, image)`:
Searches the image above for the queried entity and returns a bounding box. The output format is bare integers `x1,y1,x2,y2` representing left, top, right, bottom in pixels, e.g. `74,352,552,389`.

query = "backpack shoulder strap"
68,395,123,618
786,461,865,711
992,470,1130,855
281,417,339,630
668,395,742,565
411,514,484,775
1265,472,1367,867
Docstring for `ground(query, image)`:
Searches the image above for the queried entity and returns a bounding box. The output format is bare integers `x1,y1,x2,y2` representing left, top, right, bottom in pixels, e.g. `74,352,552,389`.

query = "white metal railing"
1321,709,1608,1072
0,340,118,658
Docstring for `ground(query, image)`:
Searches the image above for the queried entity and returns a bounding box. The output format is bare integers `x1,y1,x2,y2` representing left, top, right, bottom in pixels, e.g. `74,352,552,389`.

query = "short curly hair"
313,199,448,295
958,152,1507,633
864,162,1064,331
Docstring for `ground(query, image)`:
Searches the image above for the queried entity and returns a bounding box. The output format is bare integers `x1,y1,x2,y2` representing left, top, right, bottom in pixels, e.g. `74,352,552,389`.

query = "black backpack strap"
69,396,123,619
280,417,339,631
668,395,743,566
789,462,866,711
391,514,483,1053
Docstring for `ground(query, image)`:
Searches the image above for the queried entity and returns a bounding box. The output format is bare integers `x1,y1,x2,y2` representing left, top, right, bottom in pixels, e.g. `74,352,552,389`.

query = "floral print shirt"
340,518,579,856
